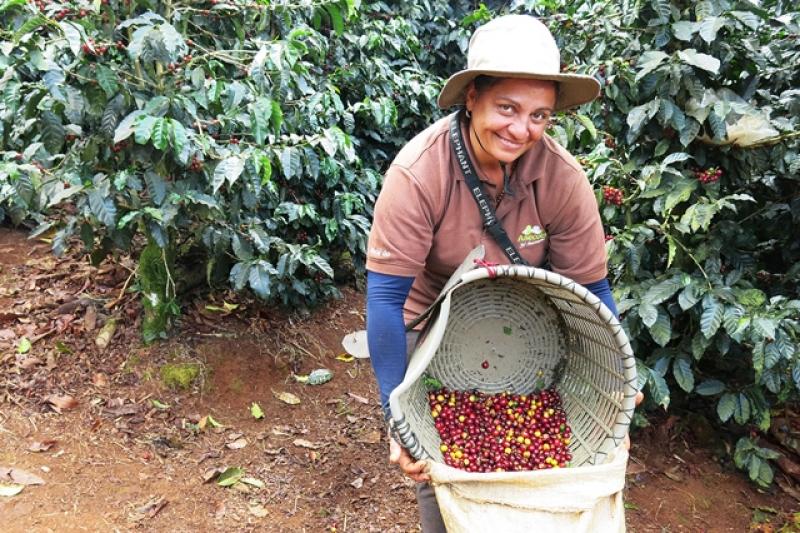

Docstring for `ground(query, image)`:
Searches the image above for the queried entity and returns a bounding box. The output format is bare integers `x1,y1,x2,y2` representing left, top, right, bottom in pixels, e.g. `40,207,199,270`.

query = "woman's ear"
464,81,477,113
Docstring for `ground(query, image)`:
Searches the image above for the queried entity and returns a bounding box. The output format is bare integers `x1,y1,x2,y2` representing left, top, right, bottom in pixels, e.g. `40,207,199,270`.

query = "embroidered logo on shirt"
517,224,547,247
368,247,391,258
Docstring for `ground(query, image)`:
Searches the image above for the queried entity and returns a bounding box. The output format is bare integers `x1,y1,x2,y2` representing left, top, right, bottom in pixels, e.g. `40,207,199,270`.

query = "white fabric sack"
428,446,628,533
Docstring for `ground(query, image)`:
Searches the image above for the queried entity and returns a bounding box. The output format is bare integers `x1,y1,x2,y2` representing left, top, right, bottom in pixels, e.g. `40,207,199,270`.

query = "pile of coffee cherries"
429,388,573,473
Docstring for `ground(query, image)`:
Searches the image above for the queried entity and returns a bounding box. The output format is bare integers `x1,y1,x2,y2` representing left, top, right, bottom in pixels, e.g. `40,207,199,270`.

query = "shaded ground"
0,227,797,532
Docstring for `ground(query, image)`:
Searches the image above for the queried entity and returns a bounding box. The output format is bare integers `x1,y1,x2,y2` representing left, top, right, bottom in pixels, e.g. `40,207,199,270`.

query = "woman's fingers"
389,438,430,483
635,391,644,406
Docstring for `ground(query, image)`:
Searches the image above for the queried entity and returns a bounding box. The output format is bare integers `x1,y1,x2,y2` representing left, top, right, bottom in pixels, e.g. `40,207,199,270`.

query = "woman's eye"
532,112,551,123
499,104,514,113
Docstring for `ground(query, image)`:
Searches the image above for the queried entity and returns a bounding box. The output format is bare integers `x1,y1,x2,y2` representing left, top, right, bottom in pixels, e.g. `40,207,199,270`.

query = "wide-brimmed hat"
437,15,601,111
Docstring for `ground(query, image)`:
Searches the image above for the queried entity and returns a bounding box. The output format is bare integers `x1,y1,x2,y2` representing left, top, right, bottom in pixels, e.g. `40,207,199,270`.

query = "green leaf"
151,118,171,150
17,337,31,354
671,21,698,41
672,357,694,393
574,114,595,139
0,0,26,13
717,393,736,422
642,275,684,305
58,21,82,56
170,119,188,161
695,379,725,396
664,178,698,214
249,261,272,299
95,65,119,98
88,191,117,227
213,157,245,194
325,4,345,35
115,111,147,144
677,49,721,74
648,368,670,409
135,116,157,144
698,16,725,43
144,172,167,205
279,147,302,180
700,296,723,338
41,111,65,154
216,467,244,487
250,402,264,419
649,308,672,347
634,51,669,82
271,101,283,135
638,302,658,327
734,393,751,425
252,97,273,145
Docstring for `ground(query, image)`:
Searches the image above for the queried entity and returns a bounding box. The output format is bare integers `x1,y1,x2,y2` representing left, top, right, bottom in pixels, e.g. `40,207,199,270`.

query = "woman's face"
465,78,557,167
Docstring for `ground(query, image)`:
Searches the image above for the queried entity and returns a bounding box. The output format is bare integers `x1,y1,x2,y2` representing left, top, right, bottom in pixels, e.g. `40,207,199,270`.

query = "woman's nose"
506,116,530,140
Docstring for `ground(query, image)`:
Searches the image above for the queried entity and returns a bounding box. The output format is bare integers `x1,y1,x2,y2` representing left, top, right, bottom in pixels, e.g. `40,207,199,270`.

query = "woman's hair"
473,75,502,95
471,75,560,99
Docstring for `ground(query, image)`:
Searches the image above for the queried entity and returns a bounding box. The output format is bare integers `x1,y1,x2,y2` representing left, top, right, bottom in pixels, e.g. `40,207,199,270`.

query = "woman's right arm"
366,271,431,482
365,270,414,419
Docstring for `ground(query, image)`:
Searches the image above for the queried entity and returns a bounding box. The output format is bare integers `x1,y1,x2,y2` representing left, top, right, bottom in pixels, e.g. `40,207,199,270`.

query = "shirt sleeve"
366,165,437,278
584,278,619,318
543,167,608,284
366,270,415,417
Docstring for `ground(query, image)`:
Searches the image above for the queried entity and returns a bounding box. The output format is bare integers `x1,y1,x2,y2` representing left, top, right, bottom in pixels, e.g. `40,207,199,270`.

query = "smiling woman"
362,14,626,533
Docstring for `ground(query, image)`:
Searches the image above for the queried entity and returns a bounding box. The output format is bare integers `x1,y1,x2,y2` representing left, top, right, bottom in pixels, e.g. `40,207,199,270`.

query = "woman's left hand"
623,391,645,451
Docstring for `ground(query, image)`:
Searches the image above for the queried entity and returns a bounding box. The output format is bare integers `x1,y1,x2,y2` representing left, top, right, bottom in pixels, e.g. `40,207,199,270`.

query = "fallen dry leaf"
0,467,45,485
92,372,109,387
357,430,382,445
28,440,57,453
249,504,268,517
83,305,97,331
214,501,227,519
0,328,16,341
351,477,364,489
272,390,301,405
46,395,78,412
95,318,117,350
226,438,248,450
293,439,322,449
0,483,24,497
202,467,226,483
347,392,370,404
130,496,167,521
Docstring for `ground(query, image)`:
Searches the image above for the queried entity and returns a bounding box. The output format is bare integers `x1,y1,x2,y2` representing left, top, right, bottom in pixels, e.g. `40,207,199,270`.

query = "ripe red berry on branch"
602,185,624,206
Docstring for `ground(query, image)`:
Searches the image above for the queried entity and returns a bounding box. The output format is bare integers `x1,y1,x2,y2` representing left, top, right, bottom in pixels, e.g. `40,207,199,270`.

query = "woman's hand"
389,437,430,483
623,391,645,451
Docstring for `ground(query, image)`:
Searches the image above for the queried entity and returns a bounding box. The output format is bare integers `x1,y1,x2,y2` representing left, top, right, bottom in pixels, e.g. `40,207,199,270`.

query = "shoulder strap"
448,111,528,266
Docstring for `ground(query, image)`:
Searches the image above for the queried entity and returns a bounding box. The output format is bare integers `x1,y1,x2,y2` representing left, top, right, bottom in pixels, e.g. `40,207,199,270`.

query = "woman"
365,14,630,532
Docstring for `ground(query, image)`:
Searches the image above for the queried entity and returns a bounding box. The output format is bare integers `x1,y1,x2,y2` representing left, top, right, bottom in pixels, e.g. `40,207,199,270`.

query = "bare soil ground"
0,227,797,532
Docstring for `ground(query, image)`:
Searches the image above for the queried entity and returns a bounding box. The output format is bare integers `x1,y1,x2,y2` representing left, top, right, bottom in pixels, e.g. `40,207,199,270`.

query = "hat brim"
437,70,601,111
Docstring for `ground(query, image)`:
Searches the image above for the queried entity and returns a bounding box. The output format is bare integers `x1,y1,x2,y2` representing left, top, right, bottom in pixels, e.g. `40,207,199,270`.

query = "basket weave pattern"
390,266,638,467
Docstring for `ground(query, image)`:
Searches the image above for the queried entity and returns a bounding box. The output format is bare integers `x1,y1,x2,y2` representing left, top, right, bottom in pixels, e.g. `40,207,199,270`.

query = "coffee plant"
530,0,799,487
0,0,470,340
1,0,798,485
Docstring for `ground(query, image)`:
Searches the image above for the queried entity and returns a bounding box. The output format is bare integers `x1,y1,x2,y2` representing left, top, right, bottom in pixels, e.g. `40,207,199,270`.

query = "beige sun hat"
437,15,601,111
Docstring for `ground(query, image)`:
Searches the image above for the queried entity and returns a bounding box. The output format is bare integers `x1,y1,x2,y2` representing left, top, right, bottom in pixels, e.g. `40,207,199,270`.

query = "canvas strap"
449,110,529,266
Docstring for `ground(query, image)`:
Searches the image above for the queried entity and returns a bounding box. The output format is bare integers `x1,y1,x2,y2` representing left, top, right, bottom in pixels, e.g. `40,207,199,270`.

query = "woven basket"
388,264,638,467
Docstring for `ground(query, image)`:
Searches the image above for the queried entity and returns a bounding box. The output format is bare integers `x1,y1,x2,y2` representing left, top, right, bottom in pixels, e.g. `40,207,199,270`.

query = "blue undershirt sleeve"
584,278,619,319
366,270,415,418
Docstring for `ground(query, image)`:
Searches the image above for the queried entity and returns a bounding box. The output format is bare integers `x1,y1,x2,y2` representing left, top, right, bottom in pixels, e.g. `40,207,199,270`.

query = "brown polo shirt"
367,113,608,324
